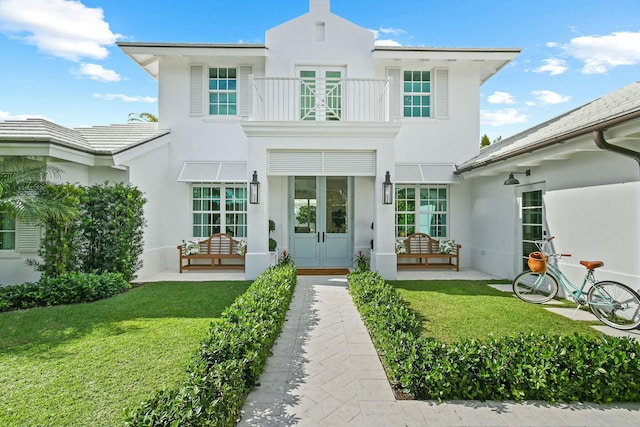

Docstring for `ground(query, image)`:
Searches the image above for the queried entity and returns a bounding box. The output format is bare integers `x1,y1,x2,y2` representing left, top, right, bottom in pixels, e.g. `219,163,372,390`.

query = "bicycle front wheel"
512,271,559,304
588,281,640,330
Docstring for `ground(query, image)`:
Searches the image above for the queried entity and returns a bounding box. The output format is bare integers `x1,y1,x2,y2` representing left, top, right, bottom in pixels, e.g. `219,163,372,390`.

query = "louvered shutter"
268,151,375,176
190,65,205,116
387,68,402,120
16,220,41,253
238,66,252,118
435,68,449,119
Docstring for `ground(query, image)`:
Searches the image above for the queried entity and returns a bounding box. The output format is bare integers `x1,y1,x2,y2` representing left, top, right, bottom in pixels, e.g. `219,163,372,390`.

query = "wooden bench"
397,232,461,271
177,233,245,273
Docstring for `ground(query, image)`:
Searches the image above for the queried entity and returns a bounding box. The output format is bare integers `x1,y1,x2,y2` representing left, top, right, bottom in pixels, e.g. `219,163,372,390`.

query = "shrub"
348,270,640,403
0,272,130,312
34,182,146,282
126,263,297,427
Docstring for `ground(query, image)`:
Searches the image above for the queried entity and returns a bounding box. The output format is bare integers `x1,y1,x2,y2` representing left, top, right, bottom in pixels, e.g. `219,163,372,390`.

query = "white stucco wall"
467,142,640,286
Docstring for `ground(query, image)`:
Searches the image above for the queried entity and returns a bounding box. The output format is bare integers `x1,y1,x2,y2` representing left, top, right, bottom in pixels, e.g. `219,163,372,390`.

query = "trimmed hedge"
348,270,640,403
125,263,297,427
0,272,130,312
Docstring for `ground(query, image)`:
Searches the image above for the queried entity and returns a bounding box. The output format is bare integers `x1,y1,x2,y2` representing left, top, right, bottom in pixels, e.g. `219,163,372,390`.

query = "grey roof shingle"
457,81,640,171
0,118,169,155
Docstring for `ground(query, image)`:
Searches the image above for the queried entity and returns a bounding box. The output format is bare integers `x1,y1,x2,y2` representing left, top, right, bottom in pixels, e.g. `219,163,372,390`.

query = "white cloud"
531,90,570,105
379,27,406,36
487,91,516,104
533,58,568,76
369,27,404,46
374,39,402,46
93,93,157,103
0,109,46,121
0,0,122,61
546,42,558,48
565,31,640,74
72,63,121,82
480,109,529,127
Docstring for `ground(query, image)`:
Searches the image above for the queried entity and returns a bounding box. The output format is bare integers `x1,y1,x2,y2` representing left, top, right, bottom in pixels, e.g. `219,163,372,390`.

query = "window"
192,184,247,238
209,68,237,115
395,185,448,238
403,70,431,118
521,189,544,270
0,212,16,250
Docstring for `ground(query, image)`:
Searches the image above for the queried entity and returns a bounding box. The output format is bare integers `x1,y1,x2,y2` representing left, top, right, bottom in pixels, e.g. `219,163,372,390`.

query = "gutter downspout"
593,130,640,175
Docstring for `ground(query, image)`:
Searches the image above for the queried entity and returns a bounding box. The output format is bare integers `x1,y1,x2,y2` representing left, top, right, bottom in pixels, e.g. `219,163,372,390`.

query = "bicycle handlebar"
534,236,571,257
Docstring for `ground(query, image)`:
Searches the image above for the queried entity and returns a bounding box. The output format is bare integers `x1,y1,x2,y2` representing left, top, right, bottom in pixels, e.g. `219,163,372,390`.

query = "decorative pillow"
184,239,201,255
439,239,457,254
395,240,407,254
236,240,247,255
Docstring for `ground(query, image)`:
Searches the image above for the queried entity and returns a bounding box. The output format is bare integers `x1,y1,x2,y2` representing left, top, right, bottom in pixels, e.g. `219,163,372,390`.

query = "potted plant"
353,250,370,271
269,220,277,252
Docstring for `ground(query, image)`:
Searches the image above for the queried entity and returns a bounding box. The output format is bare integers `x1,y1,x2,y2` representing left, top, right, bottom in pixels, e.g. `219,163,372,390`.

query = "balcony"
248,76,391,122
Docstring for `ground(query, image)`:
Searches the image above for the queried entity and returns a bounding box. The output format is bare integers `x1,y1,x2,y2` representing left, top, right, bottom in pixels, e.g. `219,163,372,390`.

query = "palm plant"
0,157,77,224
128,112,158,123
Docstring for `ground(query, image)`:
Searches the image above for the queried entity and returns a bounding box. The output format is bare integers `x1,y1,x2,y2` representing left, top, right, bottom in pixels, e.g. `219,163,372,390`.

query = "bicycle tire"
512,271,559,304
587,281,640,330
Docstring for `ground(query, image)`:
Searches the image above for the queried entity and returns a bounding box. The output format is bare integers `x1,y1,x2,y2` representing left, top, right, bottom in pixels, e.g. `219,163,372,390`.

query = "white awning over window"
178,162,248,182
395,163,460,183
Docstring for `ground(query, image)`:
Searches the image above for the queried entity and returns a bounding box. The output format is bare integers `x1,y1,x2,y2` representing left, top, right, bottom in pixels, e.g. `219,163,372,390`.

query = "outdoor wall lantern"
249,170,260,204
503,169,531,185
383,171,393,204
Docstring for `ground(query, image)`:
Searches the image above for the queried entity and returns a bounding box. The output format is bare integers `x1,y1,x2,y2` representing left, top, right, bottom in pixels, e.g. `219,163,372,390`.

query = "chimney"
310,0,330,15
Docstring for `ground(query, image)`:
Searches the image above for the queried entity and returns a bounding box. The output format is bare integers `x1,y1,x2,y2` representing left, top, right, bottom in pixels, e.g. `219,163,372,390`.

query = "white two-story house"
113,0,517,279
5,1,636,288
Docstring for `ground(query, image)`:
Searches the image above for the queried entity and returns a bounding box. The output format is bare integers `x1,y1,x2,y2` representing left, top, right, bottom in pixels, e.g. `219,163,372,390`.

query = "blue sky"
1,0,639,142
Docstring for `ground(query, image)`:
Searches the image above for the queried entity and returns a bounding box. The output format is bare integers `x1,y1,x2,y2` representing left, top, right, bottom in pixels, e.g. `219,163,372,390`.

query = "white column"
372,145,397,280
245,147,271,279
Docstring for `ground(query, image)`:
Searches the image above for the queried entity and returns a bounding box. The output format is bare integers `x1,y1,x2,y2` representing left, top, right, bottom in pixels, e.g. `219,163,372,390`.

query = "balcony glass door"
298,67,344,121
290,176,352,267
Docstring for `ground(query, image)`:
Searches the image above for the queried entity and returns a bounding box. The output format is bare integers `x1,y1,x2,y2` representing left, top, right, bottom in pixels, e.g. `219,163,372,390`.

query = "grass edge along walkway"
125,263,297,427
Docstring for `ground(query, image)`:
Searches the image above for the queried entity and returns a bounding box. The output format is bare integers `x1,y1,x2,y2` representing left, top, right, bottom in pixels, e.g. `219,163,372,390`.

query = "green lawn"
389,280,602,343
0,280,251,427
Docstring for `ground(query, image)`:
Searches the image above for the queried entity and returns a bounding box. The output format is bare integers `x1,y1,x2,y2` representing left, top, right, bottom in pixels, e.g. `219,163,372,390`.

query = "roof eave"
455,110,640,174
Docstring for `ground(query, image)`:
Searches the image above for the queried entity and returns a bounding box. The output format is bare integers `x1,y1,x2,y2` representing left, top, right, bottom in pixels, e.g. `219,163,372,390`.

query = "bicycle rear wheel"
512,271,559,304
588,281,640,330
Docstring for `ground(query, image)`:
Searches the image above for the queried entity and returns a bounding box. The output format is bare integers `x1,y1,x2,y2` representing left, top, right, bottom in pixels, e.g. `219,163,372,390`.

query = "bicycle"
512,236,640,330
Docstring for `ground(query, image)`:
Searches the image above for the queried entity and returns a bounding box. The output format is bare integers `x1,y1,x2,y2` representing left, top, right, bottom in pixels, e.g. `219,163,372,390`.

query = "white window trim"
190,182,248,239
395,184,449,239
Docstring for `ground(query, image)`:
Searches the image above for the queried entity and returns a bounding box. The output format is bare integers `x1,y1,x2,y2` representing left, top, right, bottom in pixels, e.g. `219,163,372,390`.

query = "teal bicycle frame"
518,239,640,328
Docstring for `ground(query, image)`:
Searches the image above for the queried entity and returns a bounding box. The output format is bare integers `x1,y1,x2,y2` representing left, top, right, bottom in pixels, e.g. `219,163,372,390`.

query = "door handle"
317,232,320,243
322,232,325,242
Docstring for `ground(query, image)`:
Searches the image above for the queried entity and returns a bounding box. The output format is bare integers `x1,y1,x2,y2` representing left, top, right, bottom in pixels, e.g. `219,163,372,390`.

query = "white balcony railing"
249,76,391,122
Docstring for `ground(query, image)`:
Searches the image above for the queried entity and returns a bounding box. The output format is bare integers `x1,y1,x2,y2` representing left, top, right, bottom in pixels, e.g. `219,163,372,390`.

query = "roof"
0,118,170,155
456,81,640,173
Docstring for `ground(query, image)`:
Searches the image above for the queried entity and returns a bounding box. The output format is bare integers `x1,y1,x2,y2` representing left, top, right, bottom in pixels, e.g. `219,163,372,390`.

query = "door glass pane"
522,190,543,269
294,176,317,234
326,176,348,234
325,70,342,121
300,71,316,121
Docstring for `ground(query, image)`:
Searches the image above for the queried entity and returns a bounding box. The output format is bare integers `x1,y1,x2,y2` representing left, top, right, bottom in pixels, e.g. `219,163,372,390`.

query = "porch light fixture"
382,171,393,204
503,169,531,185
249,170,260,204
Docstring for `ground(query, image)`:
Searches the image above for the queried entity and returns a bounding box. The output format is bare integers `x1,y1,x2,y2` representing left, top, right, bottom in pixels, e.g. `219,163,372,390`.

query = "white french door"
290,176,353,267
297,67,344,121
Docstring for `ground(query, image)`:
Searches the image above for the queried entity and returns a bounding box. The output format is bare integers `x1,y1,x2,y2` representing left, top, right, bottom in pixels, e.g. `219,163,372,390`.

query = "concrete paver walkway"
239,275,640,426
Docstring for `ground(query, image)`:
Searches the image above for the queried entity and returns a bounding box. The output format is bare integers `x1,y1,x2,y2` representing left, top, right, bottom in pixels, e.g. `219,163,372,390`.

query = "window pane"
209,68,237,116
